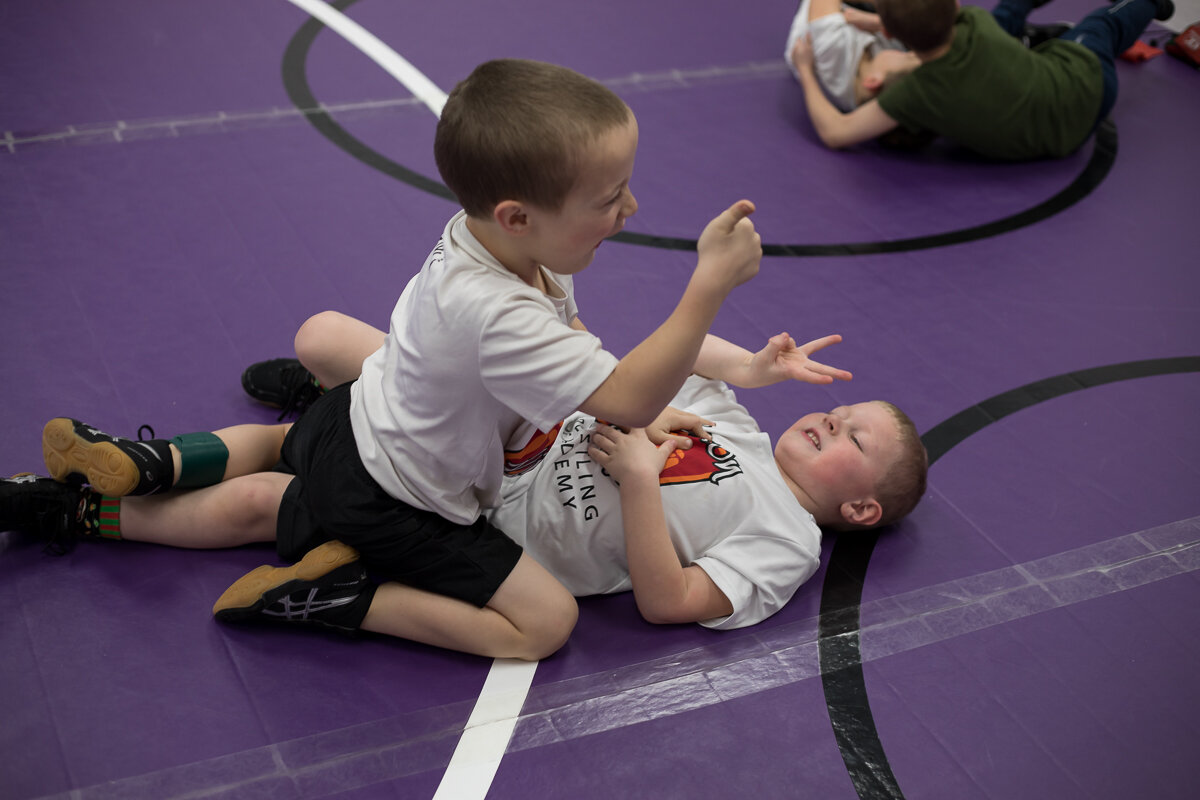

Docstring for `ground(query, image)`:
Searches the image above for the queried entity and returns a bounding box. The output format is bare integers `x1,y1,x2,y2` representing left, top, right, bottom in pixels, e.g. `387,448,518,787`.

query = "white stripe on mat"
280,3,526,799
284,0,447,116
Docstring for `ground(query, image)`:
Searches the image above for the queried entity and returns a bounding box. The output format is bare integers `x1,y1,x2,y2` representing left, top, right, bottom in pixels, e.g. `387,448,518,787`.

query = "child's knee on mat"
222,473,290,536
522,592,578,660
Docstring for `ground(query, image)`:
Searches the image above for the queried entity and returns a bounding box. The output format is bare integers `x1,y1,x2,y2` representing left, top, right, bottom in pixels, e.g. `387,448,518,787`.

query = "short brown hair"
872,401,928,528
876,0,958,53
434,59,633,218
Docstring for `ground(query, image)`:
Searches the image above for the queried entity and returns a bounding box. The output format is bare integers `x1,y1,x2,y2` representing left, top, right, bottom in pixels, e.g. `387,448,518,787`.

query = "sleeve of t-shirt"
671,376,762,437
784,0,811,78
692,524,820,630
558,273,581,322
478,294,618,431
809,15,867,112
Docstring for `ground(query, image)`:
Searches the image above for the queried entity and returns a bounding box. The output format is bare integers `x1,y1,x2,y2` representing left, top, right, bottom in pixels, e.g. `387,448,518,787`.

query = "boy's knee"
293,310,345,364
226,473,288,533
488,553,579,659
519,593,578,660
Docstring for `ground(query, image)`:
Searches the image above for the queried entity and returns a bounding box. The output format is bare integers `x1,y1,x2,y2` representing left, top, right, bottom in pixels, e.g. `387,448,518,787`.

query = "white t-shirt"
488,376,822,630
350,211,619,524
785,0,906,112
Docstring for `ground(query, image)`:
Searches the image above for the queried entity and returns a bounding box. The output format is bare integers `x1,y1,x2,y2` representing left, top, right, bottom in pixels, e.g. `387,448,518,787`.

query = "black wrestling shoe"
213,541,370,634
0,474,91,555
42,418,173,496
1022,21,1073,47
241,358,322,420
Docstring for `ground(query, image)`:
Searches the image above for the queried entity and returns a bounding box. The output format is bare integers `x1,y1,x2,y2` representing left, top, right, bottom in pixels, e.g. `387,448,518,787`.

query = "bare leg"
294,311,385,388
119,472,293,548
362,554,577,660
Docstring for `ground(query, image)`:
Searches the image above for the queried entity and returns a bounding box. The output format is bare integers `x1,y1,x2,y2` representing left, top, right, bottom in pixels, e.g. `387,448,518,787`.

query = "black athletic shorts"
273,382,524,608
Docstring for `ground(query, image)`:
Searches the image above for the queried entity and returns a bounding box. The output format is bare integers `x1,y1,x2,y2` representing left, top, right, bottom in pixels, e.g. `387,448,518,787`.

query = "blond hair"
872,401,928,527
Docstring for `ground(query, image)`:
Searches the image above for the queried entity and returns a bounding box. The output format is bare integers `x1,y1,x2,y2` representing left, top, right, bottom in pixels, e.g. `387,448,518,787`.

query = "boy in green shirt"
793,0,1175,159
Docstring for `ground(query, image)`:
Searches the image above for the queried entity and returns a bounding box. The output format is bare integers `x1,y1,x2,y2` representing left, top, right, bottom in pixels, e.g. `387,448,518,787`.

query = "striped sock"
80,492,122,540
97,497,122,540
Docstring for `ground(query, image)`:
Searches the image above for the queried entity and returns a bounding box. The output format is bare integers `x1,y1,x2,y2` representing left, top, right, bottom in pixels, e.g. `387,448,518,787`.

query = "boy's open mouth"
805,429,821,450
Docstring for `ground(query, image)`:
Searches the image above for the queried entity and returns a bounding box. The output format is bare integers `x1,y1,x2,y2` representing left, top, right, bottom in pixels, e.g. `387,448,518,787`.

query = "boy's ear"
840,498,882,528
862,73,884,93
493,200,530,234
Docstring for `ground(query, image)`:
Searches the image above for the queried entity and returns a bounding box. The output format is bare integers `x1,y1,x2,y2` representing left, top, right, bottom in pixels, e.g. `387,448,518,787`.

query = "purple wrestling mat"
2,1,1197,797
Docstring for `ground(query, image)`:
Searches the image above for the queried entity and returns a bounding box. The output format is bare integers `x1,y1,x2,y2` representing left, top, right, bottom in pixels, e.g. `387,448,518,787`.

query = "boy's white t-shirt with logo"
351,210,618,525
489,376,822,630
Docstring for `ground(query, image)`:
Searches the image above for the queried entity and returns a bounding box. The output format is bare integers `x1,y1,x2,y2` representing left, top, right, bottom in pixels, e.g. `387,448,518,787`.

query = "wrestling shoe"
0,474,91,555
213,541,369,634
241,358,322,420
42,418,173,496
1022,21,1072,48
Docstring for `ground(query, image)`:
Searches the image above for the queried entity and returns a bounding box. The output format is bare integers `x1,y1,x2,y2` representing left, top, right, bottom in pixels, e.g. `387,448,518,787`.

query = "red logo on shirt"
659,433,742,486
504,421,564,476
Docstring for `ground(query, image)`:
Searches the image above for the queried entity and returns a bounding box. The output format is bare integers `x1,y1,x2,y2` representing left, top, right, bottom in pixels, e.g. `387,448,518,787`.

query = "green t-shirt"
877,6,1104,160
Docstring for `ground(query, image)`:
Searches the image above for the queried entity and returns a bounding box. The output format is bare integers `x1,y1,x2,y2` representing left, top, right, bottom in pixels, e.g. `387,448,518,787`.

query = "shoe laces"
276,365,322,421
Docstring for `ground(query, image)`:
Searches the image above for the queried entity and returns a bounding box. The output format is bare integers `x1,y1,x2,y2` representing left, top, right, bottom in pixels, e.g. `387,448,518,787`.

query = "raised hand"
695,200,762,293
744,332,853,387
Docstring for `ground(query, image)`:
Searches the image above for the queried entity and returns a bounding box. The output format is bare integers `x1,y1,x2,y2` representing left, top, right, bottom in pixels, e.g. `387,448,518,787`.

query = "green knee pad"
169,432,229,489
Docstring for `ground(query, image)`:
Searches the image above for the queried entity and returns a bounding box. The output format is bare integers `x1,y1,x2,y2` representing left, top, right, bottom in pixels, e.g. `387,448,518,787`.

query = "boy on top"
2,319,926,632
791,0,1176,159
6,58,765,661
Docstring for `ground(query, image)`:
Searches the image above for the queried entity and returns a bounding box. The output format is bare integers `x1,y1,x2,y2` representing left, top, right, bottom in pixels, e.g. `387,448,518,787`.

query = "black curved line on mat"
818,356,1200,800
616,120,1116,256
281,0,455,203
280,0,1116,257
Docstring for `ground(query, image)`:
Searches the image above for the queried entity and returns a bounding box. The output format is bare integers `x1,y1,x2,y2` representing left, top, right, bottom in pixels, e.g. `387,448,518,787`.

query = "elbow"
637,608,675,626
816,129,852,150
635,600,689,626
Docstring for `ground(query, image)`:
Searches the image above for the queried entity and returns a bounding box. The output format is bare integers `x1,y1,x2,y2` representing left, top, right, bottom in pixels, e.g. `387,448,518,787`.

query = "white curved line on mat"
285,0,447,116
282,2,520,798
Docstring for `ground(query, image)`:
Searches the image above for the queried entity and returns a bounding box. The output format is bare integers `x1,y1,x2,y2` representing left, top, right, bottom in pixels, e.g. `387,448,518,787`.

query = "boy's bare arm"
842,6,883,32
574,318,717,451
589,426,734,625
808,0,845,20
578,201,762,427
792,34,899,148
